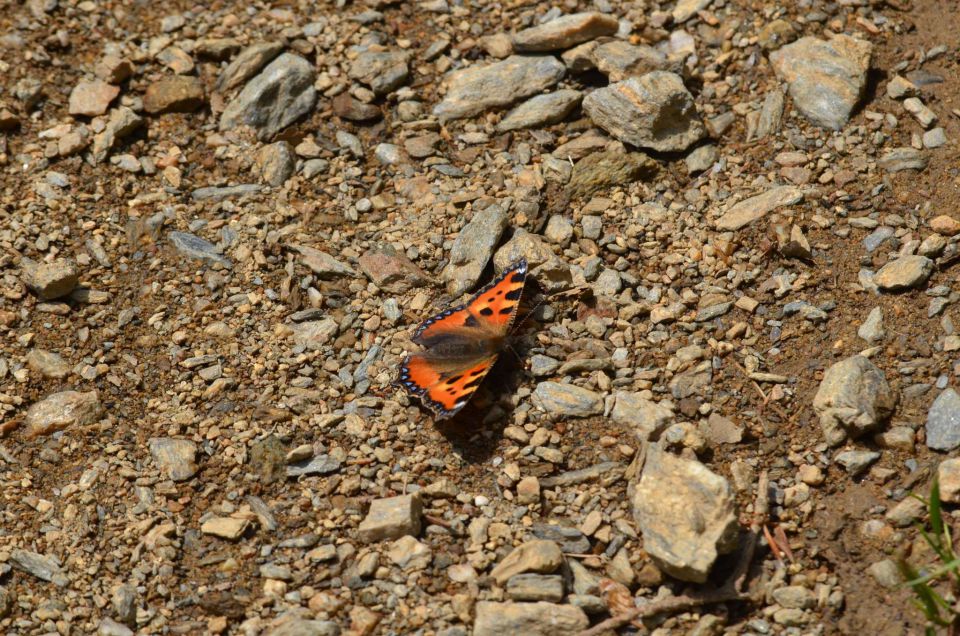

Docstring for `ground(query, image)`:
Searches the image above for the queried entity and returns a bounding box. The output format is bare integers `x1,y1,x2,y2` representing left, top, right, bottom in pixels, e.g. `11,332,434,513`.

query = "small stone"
286,454,341,477
531,524,590,554
95,55,134,84
358,494,422,542
490,539,563,585
867,559,902,588
168,231,232,268
610,392,674,441
903,97,937,128
879,147,928,173
858,307,885,343
157,47,195,74
26,390,102,437
938,458,960,503
26,349,71,379
195,38,242,61
566,149,657,200
506,574,565,602
201,517,251,540
358,248,428,292
386,535,432,570
923,127,947,149
442,204,509,295
348,49,410,96
68,80,120,117
91,107,144,163
544,216,574,245
99,618,133,636
216,41,285,93
926,389,960,451
220,53,317,140
930,215,960,236
590,41,670,82
583,72,704,152
874,255,933,291
686,144,718,174
516,476,541,505
433,55,566,120
473,602,587,636
332,93,381,122
143,76,205,114
770,34,871,129
885,496,925,528
834,449,880,477
20,257,78,300
714,186,803,231
798,464,824,486
632,447,738,583
813,355,896,446
886,75,918,99
148,438,199,481
269,618,341,636
10,549,69,587
772,586,816,610
512,12,618,52
256,141,296,186
673,0,711,23
496,90,582,132
758,19,797,50
533,381,603,417
700,413,743,445
191,184,263,201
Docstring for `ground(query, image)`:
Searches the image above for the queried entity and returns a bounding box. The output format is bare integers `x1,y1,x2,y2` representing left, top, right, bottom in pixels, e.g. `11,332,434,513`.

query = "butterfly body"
398,259,528,419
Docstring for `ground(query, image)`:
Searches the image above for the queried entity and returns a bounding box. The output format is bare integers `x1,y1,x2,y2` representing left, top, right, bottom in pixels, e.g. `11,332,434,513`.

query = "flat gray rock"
632,447,738,583
496,90,582,132
582,71,705,152
813,355,897,446
148,438,199,481
610,391,674,441
533,381,603,417
442,204,510,295
286,454,342,477
220,53,317,140
714,186,803,231
857,307,885,343
168,231,232,268
512,12,618,52
191,184,264,201
348,49,410,96
879,147,929,173
926,388,960,451
874,255,933,291
770,34,871,130
11,549,69,587
216,41,285,93
26,390,102,437
291,244,357,279
834,449,880,477
433,55,565,120
474,601,587,636
267,619,341,636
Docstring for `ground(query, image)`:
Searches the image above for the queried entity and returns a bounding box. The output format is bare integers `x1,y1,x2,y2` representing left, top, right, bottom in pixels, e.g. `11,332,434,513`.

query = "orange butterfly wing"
398,259,528,419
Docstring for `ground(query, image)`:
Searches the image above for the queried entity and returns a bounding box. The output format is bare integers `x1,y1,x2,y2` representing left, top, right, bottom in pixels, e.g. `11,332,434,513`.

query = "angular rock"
813,355,896,446
358,248,428,292
26,390,102,437
858,307,885,343
533,381,603,417
874,255,933,291
268,619,341,636
700,413,743,445
358,494,422,542
582,72,705,152
286,454,341,478
143,76,205,114
938,458,960,503
220,53,317,140
68,80,120,117
591,41,670,81
291,244,357,279
201,517,250,540
834,449,880,477
95,55,134,83
10,549,68,587
348,49,410,96
216,41,285,93
926,389,960,451
433,55,565,120
496,90,582,132
506,574,565,602
490,539,563,585
98,618,134,636
256,141,296,186
673,0,711,23
168,231,232,268
26,349,71,379
191,184,263,201
386,535,432,570
91,107,143,163
770,34,871,130
610,392,674,441
148,438,199,481
879,147,929,173
632,448,738,583
714,186,803,231
332,93,381,122
566,148,656,199
512,12,618,52
442,204,509,295
474,601,587,636
20,257,78,300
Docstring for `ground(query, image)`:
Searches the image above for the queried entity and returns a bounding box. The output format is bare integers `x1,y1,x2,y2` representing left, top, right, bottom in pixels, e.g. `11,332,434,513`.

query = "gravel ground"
1,0,959,634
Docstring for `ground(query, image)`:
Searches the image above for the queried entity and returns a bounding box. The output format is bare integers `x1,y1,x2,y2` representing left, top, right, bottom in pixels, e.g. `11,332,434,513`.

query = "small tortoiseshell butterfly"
397,259,528,419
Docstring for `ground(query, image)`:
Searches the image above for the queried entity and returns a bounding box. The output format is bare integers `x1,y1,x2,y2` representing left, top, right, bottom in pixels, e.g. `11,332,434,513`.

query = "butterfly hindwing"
398,259,528,419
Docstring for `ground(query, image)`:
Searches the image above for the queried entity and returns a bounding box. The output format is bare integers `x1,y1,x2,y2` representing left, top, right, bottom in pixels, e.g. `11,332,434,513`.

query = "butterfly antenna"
511,294,548,336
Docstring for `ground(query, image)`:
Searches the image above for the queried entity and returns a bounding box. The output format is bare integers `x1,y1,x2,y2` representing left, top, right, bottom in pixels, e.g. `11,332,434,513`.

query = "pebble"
433,55,566,120
68,80,120,117
506,574,565,602
533,381,603,417
566,149,656,200
582,72,705,152
442,204,509,295
26,390,102,437
938,458,960,503
386,535,432,570
20,257,78,300
216,41,285,93
857,307,885,344
590,41,670,82
686,144,718,174
220,53,317,140
769,34,871,129
286,454,342,477
490,539,563,584
496,90,582,132
512,12,618,52
26,349,71,379
473,601,587,636
357,494,422,542
201,517,251,540
867,559,902,588
10,549,69,587
813,355,896,446
257,141,296,186
926,388,960,451
168,231,233,268
879,147,929,173
923,127,947,149
610,391,674,441
873,255,933,291
143,76,205,114
148,438,199,481
191,184,263,201
91,107,143,163
714,186,803,231
632,447,738,583
348,49,410,96
834,450,880,477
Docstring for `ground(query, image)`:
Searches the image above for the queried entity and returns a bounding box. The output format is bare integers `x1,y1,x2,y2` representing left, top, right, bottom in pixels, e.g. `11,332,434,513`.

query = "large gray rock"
512,12,618,52
474,601,588,636
632,448,738,583
442,204,510,295
926,389,960,451
812,355,897,446
770,34,871,130
433,55,566,120
582,72,705,152
220,53,317,140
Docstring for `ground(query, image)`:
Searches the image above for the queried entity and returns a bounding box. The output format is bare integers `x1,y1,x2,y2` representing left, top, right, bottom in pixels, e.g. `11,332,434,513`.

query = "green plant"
898,478,960,635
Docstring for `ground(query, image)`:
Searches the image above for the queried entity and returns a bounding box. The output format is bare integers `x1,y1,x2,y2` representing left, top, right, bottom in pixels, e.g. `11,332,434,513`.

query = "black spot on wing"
499,307,513,315
445,374,463,384
510,272,525,284
464,314,479,327
479,307,494,316
505,288,522,301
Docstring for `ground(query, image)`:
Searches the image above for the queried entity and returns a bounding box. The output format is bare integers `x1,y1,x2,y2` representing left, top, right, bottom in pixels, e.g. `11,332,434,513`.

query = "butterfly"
397,259,528,420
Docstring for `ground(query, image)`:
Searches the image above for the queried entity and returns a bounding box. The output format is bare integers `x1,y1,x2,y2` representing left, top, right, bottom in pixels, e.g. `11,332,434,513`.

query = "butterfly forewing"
398,259,528,419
